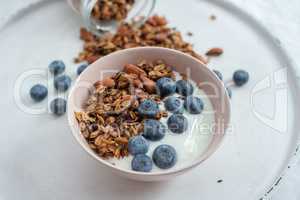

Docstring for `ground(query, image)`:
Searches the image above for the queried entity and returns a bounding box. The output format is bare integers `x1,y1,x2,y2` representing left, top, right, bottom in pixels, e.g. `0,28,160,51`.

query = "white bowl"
68,47,230,181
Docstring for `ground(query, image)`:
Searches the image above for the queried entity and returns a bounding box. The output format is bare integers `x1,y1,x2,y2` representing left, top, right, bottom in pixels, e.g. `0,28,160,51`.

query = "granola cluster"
92,0,135,21
75,60,172,159
75,15,207,64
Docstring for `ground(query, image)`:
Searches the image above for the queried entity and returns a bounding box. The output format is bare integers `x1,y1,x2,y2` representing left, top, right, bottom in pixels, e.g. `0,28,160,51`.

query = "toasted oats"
106,116,116,124
90,131,100,139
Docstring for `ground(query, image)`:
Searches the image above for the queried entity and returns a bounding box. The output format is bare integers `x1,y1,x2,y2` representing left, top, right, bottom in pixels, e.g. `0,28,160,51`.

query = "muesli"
75,60,172,159
91,0,135,21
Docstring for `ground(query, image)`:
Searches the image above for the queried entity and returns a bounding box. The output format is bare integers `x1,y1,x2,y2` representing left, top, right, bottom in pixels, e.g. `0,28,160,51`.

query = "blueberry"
156,77,176,97
164,96,183,113
128,136,149,155
50,98,67,116
77,63,88,75
184,96,204,114
137,99,159,118
233,70,249,86
143,119,166,141
226,87,232,98
48,60,65,76
152,144,177,169
30,84,48,102
54,75,72,92
131,154,153,172
213,70,223,80
167,114,188,134
176,80,194,96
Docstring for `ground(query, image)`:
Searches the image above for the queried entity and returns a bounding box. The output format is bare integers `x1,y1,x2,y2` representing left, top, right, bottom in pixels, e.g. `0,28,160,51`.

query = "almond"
102,77,115,87
123,64,146,76
205,48,223,56
140,75,156,94
133,79,143,88
80,27,94,42
94,77,115,88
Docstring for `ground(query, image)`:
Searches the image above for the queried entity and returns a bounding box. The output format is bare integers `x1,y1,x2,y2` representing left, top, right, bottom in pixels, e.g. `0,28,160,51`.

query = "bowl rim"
67,46,231,177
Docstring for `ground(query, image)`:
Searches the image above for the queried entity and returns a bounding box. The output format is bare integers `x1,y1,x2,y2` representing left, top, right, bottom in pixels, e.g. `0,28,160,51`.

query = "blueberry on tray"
30,84,48,102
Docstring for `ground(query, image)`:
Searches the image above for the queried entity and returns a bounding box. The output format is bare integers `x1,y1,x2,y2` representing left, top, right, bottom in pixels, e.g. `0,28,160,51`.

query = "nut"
123,64,147,76
206,48,223,56
140,75,156,94
102,77,115,88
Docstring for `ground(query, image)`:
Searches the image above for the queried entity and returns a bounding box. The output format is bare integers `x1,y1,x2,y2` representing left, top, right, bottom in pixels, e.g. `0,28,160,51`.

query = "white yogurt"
107,77,215,172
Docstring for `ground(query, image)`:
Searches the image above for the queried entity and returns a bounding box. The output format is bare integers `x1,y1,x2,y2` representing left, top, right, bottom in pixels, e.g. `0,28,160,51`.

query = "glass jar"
67,0,156,34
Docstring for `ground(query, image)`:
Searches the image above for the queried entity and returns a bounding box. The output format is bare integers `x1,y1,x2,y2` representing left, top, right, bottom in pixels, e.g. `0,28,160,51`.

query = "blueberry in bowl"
167,114,188,134
164,96,183,113
152,144,177,169
184,96,204,114
128,136,149,155
176,80,194,96
137,99,159,118
156,77,176,97
131,154,153,172
143,119,166,141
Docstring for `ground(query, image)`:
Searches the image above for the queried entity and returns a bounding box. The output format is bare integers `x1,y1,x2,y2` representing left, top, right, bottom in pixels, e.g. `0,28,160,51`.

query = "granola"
75,60,173,159
92,0,135,21
75,15,207,64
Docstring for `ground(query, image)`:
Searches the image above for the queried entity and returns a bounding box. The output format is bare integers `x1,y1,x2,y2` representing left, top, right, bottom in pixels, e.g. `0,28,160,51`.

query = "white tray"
0,0,299,199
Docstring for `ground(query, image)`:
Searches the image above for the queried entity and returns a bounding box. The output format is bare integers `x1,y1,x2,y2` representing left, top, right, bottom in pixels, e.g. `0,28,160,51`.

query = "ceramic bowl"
68,47,230,181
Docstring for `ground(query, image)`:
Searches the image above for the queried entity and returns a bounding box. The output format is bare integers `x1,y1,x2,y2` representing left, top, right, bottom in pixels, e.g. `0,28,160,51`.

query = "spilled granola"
75,60,173,159
75,15,207,64
206,47,223,56
92,0,135,21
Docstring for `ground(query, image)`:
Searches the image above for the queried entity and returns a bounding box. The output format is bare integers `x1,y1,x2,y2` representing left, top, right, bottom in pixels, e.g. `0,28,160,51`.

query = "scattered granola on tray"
74,60,173,159
206,47,223,56
92,0,135,21
75,15,207,64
